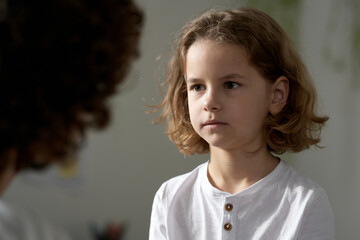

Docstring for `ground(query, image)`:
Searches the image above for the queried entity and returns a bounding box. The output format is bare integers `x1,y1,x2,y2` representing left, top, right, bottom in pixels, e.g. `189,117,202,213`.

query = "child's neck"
207,146,279,194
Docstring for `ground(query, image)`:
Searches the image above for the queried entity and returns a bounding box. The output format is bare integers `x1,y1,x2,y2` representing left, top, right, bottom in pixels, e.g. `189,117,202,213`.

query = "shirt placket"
221,196,236,240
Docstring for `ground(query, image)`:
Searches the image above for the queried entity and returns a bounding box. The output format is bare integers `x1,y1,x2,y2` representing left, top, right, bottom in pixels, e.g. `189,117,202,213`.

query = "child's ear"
269,76,289,115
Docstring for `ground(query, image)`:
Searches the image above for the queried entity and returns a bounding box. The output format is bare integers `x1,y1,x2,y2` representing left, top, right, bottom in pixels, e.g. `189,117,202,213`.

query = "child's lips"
202,120,228,128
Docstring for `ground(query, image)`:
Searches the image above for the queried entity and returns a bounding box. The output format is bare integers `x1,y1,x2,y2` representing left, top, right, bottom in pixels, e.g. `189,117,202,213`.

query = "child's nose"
203,90,221,112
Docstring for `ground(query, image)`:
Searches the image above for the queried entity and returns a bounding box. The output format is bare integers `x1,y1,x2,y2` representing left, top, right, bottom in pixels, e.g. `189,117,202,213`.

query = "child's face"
186,40,274,152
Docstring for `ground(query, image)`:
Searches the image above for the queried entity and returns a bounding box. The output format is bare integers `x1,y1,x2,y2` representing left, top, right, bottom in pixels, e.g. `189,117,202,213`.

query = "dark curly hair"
0,0,143,171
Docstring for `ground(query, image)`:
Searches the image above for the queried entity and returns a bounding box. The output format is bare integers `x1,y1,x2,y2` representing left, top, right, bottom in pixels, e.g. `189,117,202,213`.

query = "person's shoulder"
155,162,207,200
281,161,328,198
277,162,334,238
0,200,73,240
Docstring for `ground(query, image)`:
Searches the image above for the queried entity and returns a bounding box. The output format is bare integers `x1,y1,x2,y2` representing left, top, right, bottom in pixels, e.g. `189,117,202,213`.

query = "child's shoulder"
280,161,328,198
155,161,207,200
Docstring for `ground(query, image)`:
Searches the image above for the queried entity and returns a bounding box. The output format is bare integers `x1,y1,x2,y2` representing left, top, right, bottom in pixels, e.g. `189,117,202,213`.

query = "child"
149,7,334,240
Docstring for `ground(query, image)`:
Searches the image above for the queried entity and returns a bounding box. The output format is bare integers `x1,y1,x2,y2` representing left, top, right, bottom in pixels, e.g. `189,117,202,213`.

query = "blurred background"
3,0,359,239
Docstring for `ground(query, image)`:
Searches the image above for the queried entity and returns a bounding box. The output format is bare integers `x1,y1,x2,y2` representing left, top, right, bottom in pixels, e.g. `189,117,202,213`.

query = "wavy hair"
154,7,328,155
0,0,143,170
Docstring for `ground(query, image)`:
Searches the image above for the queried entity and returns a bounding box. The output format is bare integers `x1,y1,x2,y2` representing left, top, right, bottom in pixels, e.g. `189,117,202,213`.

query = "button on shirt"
149,160,335,240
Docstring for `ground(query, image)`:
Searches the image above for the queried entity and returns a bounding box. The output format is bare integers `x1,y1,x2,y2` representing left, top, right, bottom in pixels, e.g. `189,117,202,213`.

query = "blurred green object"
246,0,301,42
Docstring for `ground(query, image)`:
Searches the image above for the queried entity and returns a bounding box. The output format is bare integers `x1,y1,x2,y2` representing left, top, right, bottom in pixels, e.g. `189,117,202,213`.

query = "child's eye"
191,84,205,92
224,81,240,89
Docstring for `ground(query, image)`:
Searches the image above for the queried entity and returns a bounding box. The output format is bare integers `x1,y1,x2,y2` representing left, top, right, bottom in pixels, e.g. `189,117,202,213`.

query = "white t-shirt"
149,160,335,240
0,200,72,240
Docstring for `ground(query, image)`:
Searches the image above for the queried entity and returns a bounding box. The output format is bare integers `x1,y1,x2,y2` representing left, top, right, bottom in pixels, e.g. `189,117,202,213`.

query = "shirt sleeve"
149,184,167,240
298,187,335,240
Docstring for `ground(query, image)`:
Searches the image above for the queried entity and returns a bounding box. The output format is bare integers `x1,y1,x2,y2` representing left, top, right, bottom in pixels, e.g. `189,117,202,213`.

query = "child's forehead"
184,40,265,82
185,40,250,69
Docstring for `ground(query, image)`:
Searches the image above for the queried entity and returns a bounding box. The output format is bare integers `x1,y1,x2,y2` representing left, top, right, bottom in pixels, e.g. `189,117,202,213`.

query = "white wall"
295,0,360,239
3,0,359,239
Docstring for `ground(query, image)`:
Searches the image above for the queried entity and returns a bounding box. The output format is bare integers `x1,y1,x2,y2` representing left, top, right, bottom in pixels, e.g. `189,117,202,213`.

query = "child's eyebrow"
220,73,247,81
186,77,201,83
186,74,247,83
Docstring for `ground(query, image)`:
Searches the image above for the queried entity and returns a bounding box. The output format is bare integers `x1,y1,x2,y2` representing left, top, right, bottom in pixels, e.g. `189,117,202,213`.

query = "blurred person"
0,0,143,239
